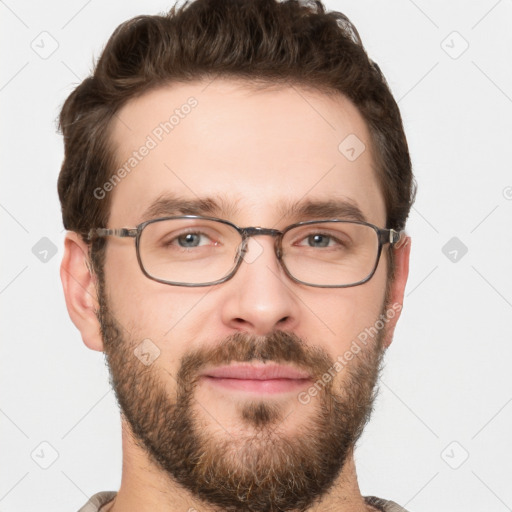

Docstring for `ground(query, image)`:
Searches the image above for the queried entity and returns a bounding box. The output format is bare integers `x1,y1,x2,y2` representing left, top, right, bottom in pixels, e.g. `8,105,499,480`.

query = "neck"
106,419,371,512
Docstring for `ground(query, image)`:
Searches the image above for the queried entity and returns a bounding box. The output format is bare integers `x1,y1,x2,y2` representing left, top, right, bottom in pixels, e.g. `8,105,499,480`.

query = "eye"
297,232,343,248
165,231,215,248
304,234,333,248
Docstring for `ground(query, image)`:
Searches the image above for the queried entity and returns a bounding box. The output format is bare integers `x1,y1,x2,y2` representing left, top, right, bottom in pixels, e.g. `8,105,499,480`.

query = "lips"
201,364,312,394
203,363,311,380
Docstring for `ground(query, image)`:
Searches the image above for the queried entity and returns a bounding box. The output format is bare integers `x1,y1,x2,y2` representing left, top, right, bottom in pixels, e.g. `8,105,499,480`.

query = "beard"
97,290,387,512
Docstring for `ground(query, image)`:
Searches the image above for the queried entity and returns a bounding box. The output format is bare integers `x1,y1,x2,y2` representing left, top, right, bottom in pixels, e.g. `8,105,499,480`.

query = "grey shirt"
77,491,410,512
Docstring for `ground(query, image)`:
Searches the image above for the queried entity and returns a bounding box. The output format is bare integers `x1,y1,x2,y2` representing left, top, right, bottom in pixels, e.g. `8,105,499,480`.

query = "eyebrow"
278,198,367,223
139,194,239,223
139,194,367,225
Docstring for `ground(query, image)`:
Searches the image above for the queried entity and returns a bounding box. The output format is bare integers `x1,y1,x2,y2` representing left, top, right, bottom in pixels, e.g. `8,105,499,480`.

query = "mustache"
176,330,334,390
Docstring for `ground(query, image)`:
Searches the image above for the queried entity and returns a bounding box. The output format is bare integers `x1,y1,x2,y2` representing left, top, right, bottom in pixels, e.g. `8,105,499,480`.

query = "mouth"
200,363,312,394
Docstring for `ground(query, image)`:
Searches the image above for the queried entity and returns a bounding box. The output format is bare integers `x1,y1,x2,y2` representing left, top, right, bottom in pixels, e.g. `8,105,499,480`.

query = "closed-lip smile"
201,363,312,394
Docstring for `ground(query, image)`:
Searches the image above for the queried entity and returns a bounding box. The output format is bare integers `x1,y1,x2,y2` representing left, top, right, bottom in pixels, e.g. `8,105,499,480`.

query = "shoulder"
76,491,117,512
365,495,411,512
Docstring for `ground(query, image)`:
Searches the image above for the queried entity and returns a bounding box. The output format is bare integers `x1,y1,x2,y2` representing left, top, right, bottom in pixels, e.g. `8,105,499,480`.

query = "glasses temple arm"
87,227,138,241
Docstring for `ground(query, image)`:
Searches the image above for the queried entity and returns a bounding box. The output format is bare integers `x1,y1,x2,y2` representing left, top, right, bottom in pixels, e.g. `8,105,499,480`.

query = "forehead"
107,79,385,227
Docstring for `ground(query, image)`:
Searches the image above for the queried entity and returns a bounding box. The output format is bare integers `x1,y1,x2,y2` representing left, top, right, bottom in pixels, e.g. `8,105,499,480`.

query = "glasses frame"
88,215,401,288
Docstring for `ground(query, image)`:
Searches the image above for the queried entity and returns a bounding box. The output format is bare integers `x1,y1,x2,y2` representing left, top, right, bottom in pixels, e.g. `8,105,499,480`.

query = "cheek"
300,272,387,358
103,244,213,343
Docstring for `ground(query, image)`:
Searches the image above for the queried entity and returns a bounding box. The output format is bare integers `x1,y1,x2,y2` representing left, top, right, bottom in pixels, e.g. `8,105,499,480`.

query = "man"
58,1,415,511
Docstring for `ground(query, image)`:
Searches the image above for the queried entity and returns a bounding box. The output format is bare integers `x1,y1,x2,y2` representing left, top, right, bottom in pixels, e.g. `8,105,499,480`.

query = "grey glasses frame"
88,215,401,288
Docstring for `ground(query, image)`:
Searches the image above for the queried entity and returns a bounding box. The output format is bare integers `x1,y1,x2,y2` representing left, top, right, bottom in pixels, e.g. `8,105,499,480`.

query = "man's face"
97,80,395,511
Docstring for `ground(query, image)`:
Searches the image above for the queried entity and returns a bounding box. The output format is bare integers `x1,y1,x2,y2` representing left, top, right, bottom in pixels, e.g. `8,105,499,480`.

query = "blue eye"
306,234,332,247
177,233,203,247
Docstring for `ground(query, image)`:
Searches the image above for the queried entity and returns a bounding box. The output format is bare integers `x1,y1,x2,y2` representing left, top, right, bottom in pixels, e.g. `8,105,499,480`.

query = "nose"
219,237,300,335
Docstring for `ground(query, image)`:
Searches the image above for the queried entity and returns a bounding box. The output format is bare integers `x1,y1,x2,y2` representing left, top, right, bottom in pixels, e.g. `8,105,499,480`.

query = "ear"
60,232,105,352
382,234,411,348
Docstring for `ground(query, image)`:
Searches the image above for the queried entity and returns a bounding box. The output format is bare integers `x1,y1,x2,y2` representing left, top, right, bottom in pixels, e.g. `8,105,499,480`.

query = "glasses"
88,215,401,288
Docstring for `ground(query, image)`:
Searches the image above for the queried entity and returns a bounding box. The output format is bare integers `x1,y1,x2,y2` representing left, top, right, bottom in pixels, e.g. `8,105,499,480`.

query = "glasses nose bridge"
238,226,284,259
240,226,282,239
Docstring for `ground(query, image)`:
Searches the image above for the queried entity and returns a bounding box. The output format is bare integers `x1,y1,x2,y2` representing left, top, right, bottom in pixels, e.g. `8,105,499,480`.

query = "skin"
61,79,411,512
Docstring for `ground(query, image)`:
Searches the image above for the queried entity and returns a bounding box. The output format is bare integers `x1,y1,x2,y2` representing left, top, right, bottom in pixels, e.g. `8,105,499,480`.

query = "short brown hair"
58,0,416,278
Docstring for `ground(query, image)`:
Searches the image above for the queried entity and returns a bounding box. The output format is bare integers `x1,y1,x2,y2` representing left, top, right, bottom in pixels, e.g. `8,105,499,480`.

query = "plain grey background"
1,1,511,511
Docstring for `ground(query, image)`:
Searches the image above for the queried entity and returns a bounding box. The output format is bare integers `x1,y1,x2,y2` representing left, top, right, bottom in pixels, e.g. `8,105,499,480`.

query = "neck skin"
103,418,375,512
